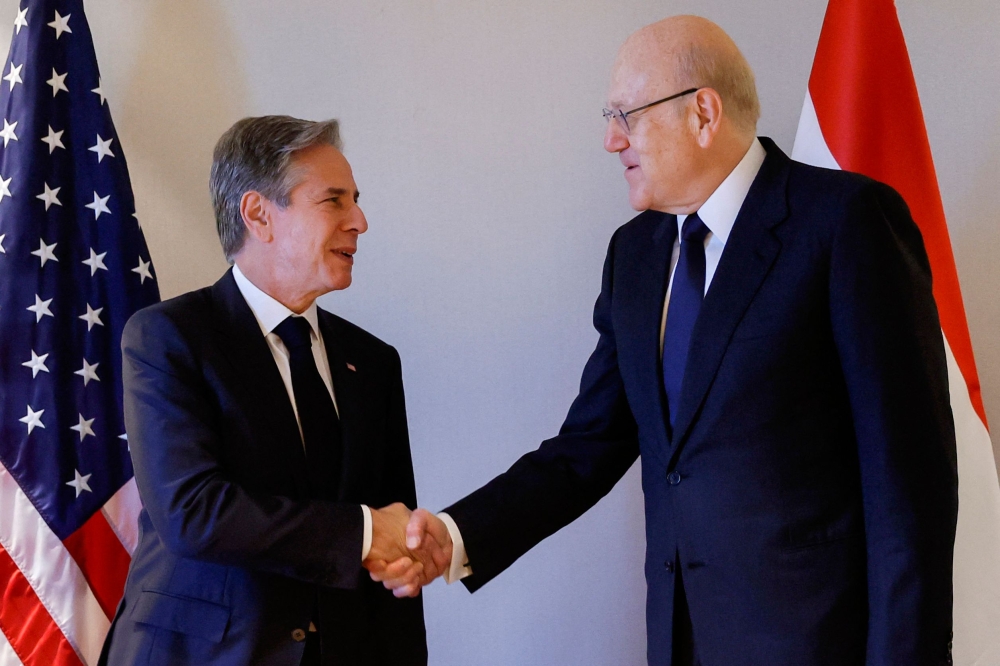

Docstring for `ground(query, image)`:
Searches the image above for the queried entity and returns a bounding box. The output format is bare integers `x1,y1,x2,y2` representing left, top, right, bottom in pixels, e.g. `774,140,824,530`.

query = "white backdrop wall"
4,1,997,664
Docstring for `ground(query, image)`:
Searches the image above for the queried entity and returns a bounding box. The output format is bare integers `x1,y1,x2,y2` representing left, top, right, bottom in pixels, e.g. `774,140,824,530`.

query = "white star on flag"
19,405,44,434
21,350,50,378
36,183,62,210
92,79,106,105
74,358,100,386
66,470,92,498
3,62,23,91
0,118,18,146
119,433,129,450
79,303,104,330
27,294,54,322
0,175,11,202
46,68,68,97
30,238,58,267
40,125,65,153
13,7,27,34
88,134,114,162
0,233,6,253
85,191,111,219
70,414,96,441
82,248,108,275
47,10,71,39
132,257,153,283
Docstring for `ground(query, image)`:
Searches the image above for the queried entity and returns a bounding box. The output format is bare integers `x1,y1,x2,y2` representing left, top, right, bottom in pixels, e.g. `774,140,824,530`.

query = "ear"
689,88,725,148
239,190,274,244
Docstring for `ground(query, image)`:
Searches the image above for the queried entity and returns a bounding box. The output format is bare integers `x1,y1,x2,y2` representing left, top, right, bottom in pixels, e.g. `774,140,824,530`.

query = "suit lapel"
211,270,310,495
629,211,677,464
669,140,790,452
318,312,365,502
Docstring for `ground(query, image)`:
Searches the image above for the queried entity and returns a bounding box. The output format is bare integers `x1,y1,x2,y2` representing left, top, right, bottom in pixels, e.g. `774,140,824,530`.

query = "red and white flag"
792,1,1000,663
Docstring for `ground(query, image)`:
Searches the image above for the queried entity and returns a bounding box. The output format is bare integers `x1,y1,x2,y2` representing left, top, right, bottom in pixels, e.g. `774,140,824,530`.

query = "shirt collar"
232,264,320,339
677,137,766,243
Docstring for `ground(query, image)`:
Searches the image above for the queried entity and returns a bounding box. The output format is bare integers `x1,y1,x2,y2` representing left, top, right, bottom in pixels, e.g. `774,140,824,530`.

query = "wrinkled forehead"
607,44,681,108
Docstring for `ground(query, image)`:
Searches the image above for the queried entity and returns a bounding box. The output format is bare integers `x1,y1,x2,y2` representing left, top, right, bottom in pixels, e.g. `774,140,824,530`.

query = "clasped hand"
363,503,452,598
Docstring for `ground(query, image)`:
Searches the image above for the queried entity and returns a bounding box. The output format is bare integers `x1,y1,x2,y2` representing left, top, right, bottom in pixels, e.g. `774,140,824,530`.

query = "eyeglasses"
602,87,700,134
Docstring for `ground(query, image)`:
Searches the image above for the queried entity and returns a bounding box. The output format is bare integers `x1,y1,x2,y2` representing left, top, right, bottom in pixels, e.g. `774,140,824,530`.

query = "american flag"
0,1,159,664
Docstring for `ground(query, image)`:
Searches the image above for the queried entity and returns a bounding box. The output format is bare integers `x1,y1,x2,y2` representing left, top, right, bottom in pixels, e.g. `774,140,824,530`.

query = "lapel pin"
346,362,356,372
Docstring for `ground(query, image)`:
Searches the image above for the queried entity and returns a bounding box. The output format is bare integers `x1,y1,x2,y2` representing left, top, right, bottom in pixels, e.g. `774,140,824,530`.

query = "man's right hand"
364,502,418,572
365,508,453,598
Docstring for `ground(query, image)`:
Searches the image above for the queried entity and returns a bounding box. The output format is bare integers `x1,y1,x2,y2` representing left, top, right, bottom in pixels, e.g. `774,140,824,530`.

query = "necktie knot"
681,213,710,244
273,315,314,352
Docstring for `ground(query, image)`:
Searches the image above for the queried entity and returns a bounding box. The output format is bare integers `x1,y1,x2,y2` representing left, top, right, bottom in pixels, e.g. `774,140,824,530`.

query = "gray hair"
675,42,760,135
210,115,343,262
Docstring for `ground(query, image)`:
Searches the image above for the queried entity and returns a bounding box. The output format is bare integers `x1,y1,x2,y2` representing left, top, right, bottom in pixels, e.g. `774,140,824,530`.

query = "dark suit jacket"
100,270,426,665
445,139,958,666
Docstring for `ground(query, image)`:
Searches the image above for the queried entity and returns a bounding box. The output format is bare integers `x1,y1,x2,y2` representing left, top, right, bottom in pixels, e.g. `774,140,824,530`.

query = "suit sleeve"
444,230,641,591
828,182,958,665
122,308,364,589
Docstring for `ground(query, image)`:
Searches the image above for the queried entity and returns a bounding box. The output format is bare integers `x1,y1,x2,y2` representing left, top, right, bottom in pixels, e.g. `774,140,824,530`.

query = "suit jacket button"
664,560,674,573
667,471,682,486
292,628,307,642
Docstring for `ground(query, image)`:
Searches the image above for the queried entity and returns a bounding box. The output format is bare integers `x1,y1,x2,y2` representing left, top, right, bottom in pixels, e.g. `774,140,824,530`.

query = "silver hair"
676,42,760,134
210,115,343,262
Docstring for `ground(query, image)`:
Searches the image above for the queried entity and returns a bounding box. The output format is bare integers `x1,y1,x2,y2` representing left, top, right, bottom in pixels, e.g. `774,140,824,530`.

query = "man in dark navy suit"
374,15,958,666
100,116,448,665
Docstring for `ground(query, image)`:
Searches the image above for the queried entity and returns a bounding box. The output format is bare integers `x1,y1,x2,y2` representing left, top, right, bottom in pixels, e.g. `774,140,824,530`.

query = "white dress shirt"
440,138,767,585
660,138,766,351
232,264,373,562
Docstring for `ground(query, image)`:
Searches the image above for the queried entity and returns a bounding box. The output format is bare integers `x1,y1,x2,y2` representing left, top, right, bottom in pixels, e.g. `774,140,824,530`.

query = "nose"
604,119,628,153
352,204,368,234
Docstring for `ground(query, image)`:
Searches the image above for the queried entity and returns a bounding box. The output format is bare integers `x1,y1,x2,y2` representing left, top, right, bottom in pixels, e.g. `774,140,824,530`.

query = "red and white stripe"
792,1,1000,664
0,465,138,666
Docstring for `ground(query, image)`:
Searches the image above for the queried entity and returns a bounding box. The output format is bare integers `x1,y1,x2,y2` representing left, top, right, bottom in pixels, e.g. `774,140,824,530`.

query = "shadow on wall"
951,121,1000,470
118,0,249,299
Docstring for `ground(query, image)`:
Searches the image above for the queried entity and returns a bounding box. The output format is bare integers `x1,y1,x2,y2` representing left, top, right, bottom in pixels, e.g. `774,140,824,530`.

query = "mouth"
333,248,355,264
619,151,638,172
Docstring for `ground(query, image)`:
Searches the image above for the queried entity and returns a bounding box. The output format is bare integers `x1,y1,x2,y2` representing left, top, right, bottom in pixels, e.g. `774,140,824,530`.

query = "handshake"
363,504,455,598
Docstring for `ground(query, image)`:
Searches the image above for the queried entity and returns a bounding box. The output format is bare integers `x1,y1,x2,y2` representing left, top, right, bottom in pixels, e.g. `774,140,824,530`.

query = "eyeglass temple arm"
623,87,700,118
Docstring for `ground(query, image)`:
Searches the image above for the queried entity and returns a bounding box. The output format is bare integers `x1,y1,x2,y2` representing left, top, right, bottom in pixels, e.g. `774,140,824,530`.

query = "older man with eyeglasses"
374,14,958,666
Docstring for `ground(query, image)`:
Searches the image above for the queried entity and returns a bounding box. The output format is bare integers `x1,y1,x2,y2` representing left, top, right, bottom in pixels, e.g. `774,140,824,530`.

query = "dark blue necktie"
662,213,711,433
273,316,342,499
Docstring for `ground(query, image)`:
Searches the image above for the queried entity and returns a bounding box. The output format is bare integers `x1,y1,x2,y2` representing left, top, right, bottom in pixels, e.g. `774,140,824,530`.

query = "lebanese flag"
791,0,1000,663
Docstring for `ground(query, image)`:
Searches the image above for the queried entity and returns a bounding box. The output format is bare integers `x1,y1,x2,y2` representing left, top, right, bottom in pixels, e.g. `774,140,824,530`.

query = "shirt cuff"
361,504,372,561
437,512,472,584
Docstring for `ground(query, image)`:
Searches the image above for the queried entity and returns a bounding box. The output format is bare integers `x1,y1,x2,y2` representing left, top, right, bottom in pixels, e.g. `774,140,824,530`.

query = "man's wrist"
436,512,472,583
361,504,372,561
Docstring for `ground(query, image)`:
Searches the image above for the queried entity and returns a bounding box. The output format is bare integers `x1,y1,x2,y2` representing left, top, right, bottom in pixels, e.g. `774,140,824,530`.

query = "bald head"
613,16,760,135
603,16,761,213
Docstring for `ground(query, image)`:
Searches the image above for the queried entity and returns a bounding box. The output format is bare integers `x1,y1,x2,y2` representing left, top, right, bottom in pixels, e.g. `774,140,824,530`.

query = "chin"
332,271,353,291
627,188,652,211
316,268,353,294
